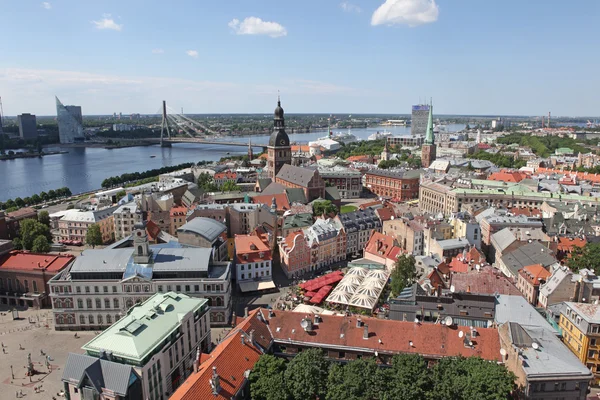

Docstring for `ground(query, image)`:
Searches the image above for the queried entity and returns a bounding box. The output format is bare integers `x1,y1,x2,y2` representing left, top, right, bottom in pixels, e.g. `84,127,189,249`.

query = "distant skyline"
0,0,599,117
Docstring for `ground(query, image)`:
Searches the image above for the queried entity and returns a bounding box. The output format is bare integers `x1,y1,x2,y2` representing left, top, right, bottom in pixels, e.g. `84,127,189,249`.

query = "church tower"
381,139,391,161
421,102,436,168
132,214,152,264
267,97,292,179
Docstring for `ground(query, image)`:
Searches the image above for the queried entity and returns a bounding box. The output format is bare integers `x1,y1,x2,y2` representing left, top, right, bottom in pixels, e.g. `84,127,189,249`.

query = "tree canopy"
390,254,417,297
32,235,50,253
569,242,600,274
250,353,515,400
37,210,50,227
312,200,338,217
19,219,52,251
85,224,103,248
197,173,219,192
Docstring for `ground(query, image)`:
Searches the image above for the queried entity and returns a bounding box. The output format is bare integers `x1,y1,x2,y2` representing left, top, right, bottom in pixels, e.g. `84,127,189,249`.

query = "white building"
50,222,232,327
234,234,274,293
113,202,142,240
113,123,134,131
80,292,210,399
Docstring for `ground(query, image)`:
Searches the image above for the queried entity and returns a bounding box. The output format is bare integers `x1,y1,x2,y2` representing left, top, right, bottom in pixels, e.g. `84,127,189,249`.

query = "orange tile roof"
145,220,161,241
557,236,586,252
509,207,542,218
487,170,528,183
375,207,395,222
170,310,268,400
291,145,311,152
519,264,551,286
449,247,486,273
346,155,373,163
214,171,237,180
266,309,501,362
234,234,272,264
537,168,600,183
0,251,74,273
6,207,37,220
252,193,290,212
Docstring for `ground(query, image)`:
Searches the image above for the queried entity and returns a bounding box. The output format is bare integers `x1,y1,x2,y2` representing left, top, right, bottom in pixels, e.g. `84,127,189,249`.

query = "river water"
0,124,464,201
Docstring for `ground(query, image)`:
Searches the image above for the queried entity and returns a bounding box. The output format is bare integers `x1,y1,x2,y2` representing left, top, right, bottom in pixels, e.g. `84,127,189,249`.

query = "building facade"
58,207,118,244
411,104,430,136
516,264,551,305
363,169,421,200
267,98,292,179
50,223,232,328
81,292,211,400
318,168,362,199
17,113,37,140
275,165,326,202
279,231,311,278
337,208,382,257
113,202,142,241
234,234,272,283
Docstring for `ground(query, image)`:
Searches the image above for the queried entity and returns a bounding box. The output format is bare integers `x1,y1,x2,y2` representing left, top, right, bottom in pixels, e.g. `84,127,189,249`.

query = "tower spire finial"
277,90,280,104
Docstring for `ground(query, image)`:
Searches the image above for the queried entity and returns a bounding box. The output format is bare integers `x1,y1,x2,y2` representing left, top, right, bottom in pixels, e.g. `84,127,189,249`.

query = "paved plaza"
0,308,96,400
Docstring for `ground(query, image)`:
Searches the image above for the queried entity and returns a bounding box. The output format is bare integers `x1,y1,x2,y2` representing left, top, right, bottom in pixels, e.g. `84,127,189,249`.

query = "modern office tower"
411,104,430,136
56,96,84,144
17,113,37,140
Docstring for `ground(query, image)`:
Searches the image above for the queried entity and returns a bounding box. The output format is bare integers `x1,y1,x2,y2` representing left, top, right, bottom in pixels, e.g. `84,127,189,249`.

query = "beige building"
58,207,118,244
113,202,142,240
228,203,277,237
382,217,424,256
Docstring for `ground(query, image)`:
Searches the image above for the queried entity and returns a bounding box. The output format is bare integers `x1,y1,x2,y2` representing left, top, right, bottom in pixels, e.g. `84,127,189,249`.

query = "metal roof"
82,292,207,362
62,353,139,396
177,217,226,242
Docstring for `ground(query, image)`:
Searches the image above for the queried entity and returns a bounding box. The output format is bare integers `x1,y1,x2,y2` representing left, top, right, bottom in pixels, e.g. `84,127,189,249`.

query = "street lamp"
10,365,13,379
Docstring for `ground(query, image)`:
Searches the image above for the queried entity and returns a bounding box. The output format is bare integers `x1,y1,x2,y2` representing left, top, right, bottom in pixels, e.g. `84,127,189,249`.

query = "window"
126,299,133,309
112,286,117,293
561,382,566,391
24,280,29,293
103,286,108,293
194,285,199,292
167,285,172,291
80,315,85,325
105,299,110,309
97,315,103,325
113,298,119,309
95,299,101,309
134,285,140,293
86,299,92,308
85,286,90,293
77,299,83,309
185,285,190,292
176,285,181,292
339,352,345,359
88,315,94,324
592,339,597,346
76,286,81,293
94,286,99,293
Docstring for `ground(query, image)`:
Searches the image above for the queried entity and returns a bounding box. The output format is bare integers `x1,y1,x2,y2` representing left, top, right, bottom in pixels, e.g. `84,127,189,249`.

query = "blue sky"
0,0,598,116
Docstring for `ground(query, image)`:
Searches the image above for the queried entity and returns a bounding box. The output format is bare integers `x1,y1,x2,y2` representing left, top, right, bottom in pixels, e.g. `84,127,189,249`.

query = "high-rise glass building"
17,113,38,140
56,96,84,144
411,104,430,137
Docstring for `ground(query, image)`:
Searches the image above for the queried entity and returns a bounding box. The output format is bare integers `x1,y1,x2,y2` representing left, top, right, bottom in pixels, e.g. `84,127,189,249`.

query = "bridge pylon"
160,100,172,147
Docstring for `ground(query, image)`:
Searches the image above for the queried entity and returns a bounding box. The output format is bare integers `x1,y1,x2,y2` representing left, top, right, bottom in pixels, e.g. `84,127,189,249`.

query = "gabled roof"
500,242,557,277
177,217,227,242
170,309,270,400
519,264,551,286
62,353,139,396
451,266,521,296
364,231,401,261
252,193,290,212
276,164,319,187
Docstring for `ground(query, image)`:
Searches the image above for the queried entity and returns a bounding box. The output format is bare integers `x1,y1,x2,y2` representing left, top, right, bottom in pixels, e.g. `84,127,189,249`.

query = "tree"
221,180,241,192
30,194,41,204
197,173,219,192
40,191,49,202
38,210,50,227
326,358,386,400
430,357,515,400
383,354,432,400
19,219,51,250
390,254,417,296
32,235,50,253
86,224,103,248
116,190,127,199
312,200,338,217
249,355,289,400
23,197,32,206
284,348,329,400
14,197,25,208
378,159,401,169
12,238,22,250
47,190,56,199
569,242,600,274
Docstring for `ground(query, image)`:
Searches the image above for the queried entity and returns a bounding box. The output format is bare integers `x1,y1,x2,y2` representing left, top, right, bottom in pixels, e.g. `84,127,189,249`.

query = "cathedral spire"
425,101,434,145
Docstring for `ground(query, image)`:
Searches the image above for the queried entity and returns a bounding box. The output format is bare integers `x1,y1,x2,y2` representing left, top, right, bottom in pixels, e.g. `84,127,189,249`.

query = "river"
0,124,464,201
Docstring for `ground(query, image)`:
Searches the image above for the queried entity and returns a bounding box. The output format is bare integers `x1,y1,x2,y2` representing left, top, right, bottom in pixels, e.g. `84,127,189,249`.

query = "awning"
239,280,276,293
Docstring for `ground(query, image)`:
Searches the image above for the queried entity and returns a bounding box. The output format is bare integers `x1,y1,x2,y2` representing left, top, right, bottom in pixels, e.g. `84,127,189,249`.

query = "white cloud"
92,14,123,31
42,2,51,10
340,2,362,13
152,48,164,54
371,0,439,27
228,17,287,38
186,50,199,58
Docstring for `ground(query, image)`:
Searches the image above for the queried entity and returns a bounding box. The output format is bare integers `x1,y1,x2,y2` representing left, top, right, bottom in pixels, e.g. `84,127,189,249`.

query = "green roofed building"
81,292,210,400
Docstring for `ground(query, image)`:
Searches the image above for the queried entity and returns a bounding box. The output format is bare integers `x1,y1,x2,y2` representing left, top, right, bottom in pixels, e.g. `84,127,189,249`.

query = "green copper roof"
425,103,434,145
81,292,207,363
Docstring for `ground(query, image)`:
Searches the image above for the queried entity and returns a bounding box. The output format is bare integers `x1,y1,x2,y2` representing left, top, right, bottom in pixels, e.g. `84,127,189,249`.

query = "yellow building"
560,302,600,385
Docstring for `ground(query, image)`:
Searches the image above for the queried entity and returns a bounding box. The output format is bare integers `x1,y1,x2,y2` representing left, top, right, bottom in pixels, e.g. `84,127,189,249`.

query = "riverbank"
0,150,68,161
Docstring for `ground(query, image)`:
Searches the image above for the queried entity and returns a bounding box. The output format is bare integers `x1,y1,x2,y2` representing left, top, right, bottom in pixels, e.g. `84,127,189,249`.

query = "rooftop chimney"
241,334,245,346
363,324,369,340
193,347,200,373
231,312,237,328
269,309,274,319
249,329,255,345
210,366,221,395
244,307,249,318
313,314,320,325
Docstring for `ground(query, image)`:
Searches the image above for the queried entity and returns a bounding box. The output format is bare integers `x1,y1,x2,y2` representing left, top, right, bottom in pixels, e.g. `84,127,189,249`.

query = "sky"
0,0,599,117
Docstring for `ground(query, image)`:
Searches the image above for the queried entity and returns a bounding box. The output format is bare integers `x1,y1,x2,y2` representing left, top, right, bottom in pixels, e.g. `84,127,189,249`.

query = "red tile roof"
450,266,521,296
365,231,401,262
509,207,542,218
537,168,600,183
214,171,238,180
448,247,487,273
234,234,272,264
0,251,74,273
518,264,551,286
487,170,529,183
375,207,395,222
252,193,290,212
266,309,501,362
6,207,37,220
170,206,188,217
145,220,161,241
347,155,374,163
